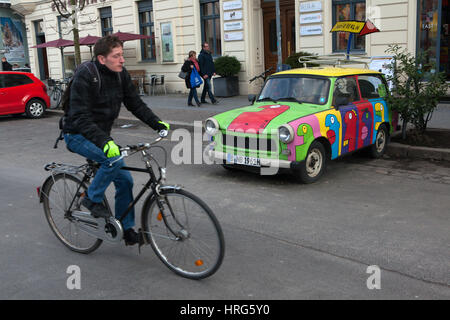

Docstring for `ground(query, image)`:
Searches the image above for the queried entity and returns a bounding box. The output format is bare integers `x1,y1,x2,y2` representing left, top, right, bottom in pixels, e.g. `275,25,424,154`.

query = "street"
0,113,449,300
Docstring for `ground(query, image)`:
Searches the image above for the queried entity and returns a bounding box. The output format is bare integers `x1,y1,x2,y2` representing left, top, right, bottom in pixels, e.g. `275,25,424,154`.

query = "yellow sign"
331,21,365,33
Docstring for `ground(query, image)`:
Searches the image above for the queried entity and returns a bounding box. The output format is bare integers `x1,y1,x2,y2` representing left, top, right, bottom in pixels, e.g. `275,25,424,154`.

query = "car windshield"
258,76,330,105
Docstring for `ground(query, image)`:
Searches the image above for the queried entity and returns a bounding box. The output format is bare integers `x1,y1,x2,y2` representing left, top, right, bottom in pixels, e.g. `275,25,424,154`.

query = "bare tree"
52,0,87,66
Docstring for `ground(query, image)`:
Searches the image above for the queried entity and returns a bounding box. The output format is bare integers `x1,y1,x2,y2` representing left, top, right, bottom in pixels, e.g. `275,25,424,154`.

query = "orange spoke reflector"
157,212,163,221
195,259,204,266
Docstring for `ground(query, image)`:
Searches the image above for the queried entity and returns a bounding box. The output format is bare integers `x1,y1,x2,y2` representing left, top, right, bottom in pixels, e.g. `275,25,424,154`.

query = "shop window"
138,1,156,61
417,0,450,80
200,0,221,57
332,0,366,52
100,7,113,37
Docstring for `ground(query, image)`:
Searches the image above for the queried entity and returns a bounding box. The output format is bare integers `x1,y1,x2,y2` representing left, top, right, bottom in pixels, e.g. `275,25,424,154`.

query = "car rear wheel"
294,141,327,184
369,124,388,158
25,99,46,119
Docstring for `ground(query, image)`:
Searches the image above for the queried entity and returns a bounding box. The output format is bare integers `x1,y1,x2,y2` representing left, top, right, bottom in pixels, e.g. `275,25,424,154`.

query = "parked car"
205,67,396,183
0,71,50,118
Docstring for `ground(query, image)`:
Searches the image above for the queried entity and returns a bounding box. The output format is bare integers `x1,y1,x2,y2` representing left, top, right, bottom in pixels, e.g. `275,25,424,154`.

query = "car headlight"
278,125,294,143
205,118,219,136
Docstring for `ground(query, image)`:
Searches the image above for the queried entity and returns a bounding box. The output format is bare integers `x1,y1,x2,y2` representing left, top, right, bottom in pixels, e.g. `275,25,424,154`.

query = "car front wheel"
25,99,46,119
294,141,327,184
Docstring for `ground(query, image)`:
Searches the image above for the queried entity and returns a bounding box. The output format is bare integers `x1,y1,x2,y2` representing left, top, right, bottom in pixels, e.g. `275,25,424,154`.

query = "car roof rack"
298,54,372,68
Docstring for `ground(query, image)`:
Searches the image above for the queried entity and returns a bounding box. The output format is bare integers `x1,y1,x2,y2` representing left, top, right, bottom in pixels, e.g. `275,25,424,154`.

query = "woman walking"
181,51,201,107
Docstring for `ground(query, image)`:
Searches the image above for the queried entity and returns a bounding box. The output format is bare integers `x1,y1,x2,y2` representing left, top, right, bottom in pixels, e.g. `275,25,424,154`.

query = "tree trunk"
402,118,408,140
71,0,81,66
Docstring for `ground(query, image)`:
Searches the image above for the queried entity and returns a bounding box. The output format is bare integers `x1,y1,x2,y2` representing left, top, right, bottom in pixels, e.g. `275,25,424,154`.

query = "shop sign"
224,10,243,21
224,31,244,41
223,0,242,11
331,21,365,33
224,21,243,31
300,12,322,24
300,24,323,36
300,1,322,13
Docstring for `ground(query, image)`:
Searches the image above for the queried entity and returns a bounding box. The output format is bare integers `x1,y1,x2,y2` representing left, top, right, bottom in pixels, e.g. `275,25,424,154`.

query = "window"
200,0,221,56
259,76,330,105
417,0,449,80
100,7,113,37
332,0,366,52
3,74,33,88
138,1,156,61
57,16,69,38
333,77,360,105
358,75,386,100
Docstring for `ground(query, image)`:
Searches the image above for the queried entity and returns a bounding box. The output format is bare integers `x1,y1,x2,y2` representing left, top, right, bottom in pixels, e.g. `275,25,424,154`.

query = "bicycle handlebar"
115,130,168,163
249,67,274,83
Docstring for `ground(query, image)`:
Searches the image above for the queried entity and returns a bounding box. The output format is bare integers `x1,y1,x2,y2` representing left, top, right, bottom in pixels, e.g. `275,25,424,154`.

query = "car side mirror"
334,96,349,108
248,94,256,104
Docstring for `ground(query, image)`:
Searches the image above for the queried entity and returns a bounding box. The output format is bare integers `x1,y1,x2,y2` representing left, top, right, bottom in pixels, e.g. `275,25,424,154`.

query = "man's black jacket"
63,60,161,149
2,60,12,71
198,49,215,77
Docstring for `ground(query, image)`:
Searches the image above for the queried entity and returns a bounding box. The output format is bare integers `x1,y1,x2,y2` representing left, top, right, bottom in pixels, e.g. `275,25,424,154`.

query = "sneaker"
187,103,194,107
123,228,144,246
196,101,201,107
200,100,208,104
212,100,219,104
81,195,110,218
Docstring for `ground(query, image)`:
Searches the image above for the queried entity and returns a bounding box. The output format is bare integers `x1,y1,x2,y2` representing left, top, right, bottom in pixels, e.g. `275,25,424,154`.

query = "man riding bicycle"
62,35,169,246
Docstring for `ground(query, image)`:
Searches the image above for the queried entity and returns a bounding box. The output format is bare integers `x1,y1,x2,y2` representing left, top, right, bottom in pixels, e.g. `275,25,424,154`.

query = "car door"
333,76,363,155
1,74,33,114
0,74,9,115
357,74,390,144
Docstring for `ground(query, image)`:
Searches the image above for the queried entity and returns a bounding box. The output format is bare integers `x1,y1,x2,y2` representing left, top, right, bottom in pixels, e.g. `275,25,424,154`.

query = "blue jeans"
201,77,216,102
188,87,200,105
64,134,135,230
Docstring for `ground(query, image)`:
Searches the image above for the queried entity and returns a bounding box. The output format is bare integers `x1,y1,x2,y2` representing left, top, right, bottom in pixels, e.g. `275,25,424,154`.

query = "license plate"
226,153,261,167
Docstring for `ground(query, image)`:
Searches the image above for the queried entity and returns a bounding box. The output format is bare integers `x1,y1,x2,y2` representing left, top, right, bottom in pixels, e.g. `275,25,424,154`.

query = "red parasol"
112,31,152,42
79,35,101,45
31,38,74,48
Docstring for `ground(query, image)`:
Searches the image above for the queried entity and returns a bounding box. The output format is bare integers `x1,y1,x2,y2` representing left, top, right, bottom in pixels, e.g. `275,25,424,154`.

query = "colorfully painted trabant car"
205,67,395,183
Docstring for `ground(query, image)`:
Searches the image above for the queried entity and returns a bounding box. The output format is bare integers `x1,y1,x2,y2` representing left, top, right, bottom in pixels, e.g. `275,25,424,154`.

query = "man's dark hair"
94,35,123,58
202,42,209,49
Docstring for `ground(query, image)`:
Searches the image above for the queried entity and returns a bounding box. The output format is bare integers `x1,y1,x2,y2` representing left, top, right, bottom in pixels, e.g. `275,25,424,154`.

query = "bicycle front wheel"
42,173,102,254
142,189,225,280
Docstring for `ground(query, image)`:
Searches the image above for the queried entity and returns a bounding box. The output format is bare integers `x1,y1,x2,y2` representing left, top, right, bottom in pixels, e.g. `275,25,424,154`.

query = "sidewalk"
48,93,450,130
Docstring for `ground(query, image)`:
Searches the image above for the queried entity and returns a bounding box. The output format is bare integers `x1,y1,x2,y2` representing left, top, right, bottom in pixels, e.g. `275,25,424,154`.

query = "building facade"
9,0,450,94
0,0,29,68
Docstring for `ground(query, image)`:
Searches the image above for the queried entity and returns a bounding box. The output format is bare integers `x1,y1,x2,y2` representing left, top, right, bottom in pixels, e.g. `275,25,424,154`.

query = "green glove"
157,121,170,131
103,140,120,158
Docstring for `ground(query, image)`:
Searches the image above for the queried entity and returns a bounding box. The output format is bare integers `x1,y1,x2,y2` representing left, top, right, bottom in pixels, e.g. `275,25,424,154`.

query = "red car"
0,71,50,118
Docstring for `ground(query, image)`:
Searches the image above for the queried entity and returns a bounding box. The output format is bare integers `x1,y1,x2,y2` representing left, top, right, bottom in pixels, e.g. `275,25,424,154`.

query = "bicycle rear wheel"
142,189,225,280
42,173,102,254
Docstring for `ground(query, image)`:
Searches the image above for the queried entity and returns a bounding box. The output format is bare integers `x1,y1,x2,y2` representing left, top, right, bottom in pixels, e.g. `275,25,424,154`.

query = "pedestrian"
181,51,202,107
198,42,218,104
1,57,13,71
62,35,170,246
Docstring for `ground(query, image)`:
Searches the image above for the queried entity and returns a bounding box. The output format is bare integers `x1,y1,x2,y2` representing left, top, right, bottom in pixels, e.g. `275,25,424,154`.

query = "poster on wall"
160,22,174,62
0,17,25,63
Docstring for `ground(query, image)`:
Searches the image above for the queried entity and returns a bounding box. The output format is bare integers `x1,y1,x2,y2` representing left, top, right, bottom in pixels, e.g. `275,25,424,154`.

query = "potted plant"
213,55,241,97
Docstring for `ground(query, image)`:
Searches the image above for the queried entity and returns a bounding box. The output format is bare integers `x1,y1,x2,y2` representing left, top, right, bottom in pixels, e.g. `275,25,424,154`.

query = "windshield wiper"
276,97,303,104
256,97,277,102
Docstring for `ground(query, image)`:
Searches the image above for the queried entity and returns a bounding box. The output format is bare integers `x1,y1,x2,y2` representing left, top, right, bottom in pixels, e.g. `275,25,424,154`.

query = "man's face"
1,58,5,62
98,46,125,72
203,43,210,52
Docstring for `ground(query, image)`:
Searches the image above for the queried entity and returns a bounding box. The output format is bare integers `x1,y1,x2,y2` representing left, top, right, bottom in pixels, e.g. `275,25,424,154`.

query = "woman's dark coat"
181,59,200,89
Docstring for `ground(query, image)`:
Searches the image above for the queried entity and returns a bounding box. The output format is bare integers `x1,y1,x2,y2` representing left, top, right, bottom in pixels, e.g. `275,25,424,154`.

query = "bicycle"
38,131,225,280
47,78,69,109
